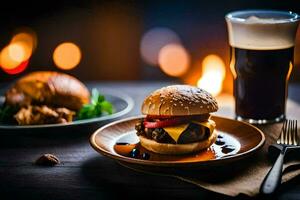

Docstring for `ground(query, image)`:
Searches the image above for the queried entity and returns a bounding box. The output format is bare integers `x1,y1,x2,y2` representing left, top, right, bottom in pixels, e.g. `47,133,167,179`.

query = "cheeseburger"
135,85,218,155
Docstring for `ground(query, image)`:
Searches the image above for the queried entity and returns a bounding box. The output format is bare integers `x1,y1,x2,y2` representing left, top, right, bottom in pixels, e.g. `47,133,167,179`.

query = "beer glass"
226,10,299,124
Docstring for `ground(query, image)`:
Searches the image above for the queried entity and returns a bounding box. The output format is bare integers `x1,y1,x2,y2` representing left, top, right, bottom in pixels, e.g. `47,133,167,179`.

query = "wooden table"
1,82,300,200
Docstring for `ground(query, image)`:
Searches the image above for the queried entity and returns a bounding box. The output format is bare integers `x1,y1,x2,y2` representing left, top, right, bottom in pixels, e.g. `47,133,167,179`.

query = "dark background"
0,0,299,90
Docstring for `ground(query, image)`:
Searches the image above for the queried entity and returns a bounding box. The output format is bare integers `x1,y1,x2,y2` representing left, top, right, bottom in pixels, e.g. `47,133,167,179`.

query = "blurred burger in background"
3,71,90,125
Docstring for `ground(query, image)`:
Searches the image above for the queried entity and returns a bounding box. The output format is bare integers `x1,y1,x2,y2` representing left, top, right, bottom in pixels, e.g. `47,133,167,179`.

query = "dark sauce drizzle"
114,131,240,161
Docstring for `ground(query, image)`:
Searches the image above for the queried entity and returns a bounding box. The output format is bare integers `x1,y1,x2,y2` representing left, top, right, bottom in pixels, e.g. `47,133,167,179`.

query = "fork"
260,119,299,195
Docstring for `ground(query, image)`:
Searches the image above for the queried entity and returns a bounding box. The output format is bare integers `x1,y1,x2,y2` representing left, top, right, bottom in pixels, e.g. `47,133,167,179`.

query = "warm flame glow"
158,43,190,77
197,54,226,96
53,42,81,70
140,27,180,66
202,54,226,80
197,71,223,96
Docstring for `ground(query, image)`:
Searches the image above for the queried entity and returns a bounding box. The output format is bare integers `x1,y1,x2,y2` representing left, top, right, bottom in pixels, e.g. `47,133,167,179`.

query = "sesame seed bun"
141,85,218,116
139,130,217,155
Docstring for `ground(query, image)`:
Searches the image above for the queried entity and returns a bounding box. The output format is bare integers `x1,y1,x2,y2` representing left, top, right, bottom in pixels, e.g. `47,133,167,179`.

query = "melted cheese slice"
163,119,216,142
163,124,190,143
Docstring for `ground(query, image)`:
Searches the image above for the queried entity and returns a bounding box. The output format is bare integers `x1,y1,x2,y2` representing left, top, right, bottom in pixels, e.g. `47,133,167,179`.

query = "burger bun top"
141,85,218,116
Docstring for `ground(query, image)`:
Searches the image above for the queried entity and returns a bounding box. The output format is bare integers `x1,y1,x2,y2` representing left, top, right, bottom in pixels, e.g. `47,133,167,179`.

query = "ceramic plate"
0,90,134,134
90,115,265,168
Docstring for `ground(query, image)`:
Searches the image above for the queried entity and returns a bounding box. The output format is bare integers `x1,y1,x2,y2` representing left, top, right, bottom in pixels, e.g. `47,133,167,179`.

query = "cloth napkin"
119,122,300,197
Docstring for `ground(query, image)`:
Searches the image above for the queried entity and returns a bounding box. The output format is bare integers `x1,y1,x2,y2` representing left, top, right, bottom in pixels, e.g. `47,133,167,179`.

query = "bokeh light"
158,44,190,77
197,54,226,96
8,42,27,62
10,30,37,62
0,29,37,74
140,27,180,66
11,29,37,51
53,42,82,70
2,60,29,75
0,45,22,70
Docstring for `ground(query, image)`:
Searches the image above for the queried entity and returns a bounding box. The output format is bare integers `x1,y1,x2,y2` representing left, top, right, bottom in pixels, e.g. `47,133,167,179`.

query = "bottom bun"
139,131,217,155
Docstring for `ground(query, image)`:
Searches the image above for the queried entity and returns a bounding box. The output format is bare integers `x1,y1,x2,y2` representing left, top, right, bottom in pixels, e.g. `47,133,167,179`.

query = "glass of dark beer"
226,10,299,124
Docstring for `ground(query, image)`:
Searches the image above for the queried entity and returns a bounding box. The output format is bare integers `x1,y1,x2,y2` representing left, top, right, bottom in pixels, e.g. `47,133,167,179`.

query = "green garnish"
77,89,114,120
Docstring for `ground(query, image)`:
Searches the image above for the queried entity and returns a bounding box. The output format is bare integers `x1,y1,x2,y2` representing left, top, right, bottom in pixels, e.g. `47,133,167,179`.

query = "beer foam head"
226,10,300,50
